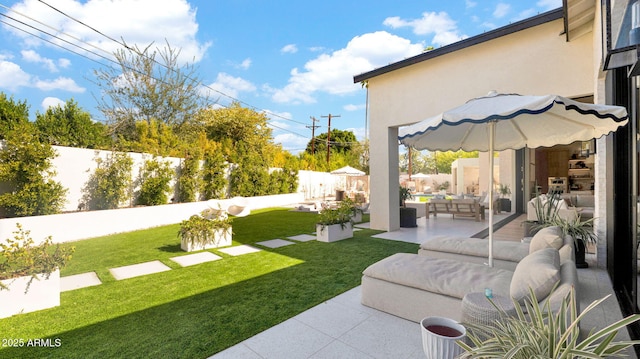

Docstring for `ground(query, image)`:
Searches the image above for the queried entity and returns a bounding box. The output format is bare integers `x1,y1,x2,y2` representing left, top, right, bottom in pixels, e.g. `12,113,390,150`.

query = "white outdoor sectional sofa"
360,227,578,323
418,226,574,270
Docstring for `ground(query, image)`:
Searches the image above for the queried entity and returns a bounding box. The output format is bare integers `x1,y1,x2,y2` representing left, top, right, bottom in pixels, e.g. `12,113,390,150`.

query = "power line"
306,116,321,154
32,0,309,127
321,113,340,164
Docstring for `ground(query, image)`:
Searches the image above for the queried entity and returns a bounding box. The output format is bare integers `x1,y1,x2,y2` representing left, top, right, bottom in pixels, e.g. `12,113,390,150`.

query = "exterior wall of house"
366,17,595,230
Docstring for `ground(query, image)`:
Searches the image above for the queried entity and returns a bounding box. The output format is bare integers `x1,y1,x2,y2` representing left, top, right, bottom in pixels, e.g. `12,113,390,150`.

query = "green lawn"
0,208,418,359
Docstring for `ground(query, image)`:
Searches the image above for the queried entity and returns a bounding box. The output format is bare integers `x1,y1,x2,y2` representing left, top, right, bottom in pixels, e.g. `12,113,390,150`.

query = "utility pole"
306,116,321,154
321,113,340,164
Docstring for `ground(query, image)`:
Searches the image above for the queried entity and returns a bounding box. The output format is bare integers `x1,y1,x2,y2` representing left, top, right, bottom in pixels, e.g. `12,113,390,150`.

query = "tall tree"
0,93,29,140
93,41,207,140
199,102,275,163
305,128,357,155
35,99,111,149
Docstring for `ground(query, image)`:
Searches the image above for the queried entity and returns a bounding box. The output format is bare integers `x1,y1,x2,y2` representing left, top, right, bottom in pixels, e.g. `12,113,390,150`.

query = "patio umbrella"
331,165,365,176
398,91,628,267
331,166,366,197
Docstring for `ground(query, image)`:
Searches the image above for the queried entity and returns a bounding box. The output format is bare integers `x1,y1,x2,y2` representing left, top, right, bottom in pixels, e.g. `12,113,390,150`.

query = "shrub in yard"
0,121,67,217
175,151,201,203
201,146,227,200
80,152,133,210
136,157,174,206
0,224,74,291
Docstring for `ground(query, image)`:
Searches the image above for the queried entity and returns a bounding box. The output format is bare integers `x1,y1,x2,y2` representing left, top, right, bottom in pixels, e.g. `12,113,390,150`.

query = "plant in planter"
544,214,597,268
523,190,562,237
498,183,511,212
399,186,417,228
459,287,640,358
0,224,74,318
178,208,233,252
316,200,355,242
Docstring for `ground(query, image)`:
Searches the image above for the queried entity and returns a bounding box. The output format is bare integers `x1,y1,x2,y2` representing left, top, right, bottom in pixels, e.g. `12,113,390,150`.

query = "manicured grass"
0,208,416,359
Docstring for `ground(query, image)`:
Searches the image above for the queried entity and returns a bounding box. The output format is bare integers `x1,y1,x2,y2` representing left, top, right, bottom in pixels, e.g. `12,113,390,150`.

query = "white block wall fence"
0,144,366,245
0,193,305,245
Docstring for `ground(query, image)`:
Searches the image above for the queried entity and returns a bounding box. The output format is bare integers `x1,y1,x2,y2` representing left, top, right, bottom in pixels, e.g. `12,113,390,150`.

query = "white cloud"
263,109,293,123
270,31,424,104
58,58,71,69
6,0,211,64
383,12,466,47
35,77,85,92
493,3,511,18
344,103,365,112
281,44,298,54
42,97,65,109
205,72,256,100
272,133,309,152
0,60,31,90
239,58,251,70
466,0,477,8
21,50,59,72
345,127,366,140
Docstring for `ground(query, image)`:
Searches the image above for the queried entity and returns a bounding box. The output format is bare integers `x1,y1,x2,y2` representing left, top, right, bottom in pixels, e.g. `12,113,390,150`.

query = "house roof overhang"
353,8,564,84
563,0,595,41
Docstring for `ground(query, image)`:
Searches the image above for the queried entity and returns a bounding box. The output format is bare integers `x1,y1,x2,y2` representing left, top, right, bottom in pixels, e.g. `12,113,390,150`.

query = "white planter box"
181,227,232,252
316,223,354,242
0,270,60,318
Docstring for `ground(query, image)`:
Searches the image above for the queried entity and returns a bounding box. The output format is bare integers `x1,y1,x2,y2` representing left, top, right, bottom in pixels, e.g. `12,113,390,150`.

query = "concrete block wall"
0,193,304,245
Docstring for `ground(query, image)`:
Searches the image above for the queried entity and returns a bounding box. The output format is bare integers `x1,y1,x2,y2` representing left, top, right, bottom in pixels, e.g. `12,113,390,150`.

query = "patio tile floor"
211,213,638,359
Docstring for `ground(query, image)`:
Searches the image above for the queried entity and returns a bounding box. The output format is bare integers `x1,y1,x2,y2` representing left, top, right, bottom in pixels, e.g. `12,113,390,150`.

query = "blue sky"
0,0,561,153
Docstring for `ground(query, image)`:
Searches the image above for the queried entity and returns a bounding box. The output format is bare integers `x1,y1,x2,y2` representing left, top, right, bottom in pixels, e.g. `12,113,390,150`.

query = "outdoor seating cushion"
529,226,564,253
510,248,560,304
362,253,513,300
420,235,529,263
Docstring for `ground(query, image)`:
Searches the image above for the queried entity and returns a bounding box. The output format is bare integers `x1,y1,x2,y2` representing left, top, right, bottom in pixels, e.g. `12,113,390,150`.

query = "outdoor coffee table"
461,292,516,327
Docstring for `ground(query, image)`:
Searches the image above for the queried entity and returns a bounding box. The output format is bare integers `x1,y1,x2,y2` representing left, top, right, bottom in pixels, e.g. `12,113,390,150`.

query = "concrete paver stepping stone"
287,234,316,242
218,245,261,256
61,272,102,292
170,252,222,267
109,260,171,280
256,239,296,248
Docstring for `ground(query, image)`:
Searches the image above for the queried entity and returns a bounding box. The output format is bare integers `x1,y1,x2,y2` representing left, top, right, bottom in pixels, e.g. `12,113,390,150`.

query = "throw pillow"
510,248,560,304
529,226,564,253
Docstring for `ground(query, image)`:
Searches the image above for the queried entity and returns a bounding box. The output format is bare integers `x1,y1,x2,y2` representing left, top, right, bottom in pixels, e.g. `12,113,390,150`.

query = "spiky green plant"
458,287,640,358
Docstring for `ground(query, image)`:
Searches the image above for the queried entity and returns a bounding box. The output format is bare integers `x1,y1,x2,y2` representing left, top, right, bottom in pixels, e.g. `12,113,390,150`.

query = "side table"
461,292,516,327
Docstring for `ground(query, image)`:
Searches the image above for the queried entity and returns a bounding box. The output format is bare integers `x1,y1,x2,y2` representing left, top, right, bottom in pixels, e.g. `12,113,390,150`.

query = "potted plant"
0,224,74,318
458,287,640,358
316,200,354,242
498,183,511,212
545,214,596,268
523,190,562,237
399,186,417,228
178,208,233,252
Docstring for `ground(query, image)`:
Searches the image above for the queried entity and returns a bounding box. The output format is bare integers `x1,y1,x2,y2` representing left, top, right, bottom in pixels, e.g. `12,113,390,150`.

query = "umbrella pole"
488,121,495,267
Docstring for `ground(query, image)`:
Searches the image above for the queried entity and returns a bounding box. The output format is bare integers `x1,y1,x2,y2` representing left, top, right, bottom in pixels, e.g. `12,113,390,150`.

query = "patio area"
211,214,635,359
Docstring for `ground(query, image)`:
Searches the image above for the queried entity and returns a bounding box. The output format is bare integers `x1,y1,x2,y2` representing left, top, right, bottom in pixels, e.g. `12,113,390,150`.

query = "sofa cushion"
529,226,564,253
362,253,512,299
510,248,560,304
421,236,529,262
575,194,594,208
